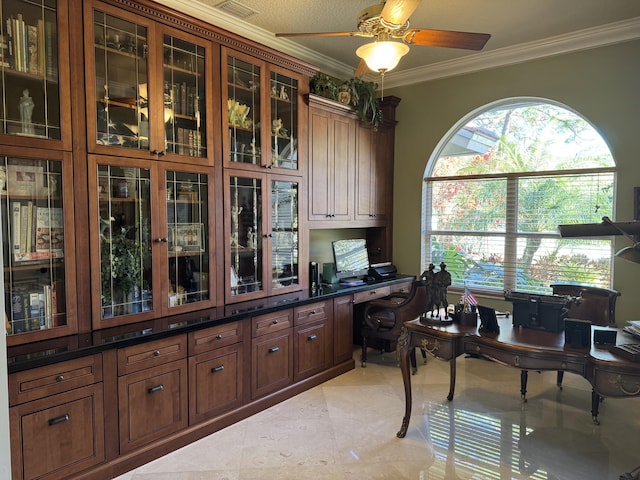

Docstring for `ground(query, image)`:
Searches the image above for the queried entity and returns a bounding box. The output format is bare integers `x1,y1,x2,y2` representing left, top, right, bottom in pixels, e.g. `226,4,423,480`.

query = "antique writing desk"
396,317,640,438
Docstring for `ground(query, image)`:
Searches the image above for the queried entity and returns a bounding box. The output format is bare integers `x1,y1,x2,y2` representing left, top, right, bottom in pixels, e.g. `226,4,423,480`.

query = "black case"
506,291,569,332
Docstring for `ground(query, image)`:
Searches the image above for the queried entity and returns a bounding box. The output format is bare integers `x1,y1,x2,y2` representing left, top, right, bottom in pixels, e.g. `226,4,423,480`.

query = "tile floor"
115,348,639,480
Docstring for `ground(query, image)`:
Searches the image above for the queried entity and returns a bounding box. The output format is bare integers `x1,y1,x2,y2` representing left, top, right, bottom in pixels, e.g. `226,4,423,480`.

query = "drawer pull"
148,384,164,394
48,414,70,426
268,346,280,353
211,364,225,373
215,334,223,340
272,320,279,325
308,334,318,341
55,375,64,382
310,310,316,315
371,290,377,295
153,350,161,357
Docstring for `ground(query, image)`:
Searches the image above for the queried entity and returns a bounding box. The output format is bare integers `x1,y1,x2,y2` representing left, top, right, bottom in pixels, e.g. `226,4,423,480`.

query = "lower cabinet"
188,321,245,424
8,355,105,480
251,309,293,399
117,336,188,454
294,301,332,381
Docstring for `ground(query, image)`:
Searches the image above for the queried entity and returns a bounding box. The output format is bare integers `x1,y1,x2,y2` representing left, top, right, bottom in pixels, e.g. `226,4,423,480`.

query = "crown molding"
381,16,640,89
150,2,640,87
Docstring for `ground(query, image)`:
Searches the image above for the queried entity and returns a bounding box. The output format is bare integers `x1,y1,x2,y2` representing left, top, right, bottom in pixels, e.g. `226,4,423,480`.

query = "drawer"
252,310,292,337
294,301,329,326
9,354,103,406
390,280,412,295
353,286,391,304
118,335,187,375
189,321,243,355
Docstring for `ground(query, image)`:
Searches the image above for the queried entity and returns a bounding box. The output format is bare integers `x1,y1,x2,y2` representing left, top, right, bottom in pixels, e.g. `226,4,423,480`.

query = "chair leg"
556,370,564,390
361,336,368,368
420,348,428,364
410,347,418,375
520,370,528,402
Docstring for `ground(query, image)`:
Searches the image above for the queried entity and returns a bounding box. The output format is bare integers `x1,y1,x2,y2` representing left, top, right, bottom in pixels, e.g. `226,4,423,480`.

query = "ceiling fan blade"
275,31,361,38
354,59,371,77
380,0,422,27
404,28,491,50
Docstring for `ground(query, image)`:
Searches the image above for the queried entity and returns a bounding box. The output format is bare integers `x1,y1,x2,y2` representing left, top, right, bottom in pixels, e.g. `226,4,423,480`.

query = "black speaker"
309,262,320,292
564,319,591,349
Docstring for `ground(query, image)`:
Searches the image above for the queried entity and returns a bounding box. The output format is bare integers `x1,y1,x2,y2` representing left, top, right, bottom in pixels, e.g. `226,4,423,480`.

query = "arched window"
422,99,616,295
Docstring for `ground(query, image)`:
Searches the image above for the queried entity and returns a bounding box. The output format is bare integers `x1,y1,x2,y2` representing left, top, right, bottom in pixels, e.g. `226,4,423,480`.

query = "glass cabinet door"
91,8,150,150
1,154,75,342
270,177,299,291
225,52,262,167
269,71,298,170
0,0,64,140
96,164,152,322
163,34,207,159
165,169,210,310
228,173,264,298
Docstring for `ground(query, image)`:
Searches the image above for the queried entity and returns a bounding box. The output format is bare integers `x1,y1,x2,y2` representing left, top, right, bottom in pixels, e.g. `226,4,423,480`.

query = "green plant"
310,72,339,101
101,223,147,304
344,77,383,129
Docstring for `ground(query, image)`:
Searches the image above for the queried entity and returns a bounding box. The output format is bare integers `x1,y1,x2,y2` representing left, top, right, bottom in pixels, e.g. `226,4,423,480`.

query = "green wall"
387,39,640,324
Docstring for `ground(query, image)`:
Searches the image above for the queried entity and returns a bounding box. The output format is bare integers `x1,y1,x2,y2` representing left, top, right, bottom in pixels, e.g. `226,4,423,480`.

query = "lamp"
602,216,640,263
356,40,409,74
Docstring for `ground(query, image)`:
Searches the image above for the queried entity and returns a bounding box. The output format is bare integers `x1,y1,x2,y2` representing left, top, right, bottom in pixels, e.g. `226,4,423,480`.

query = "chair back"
551,283,620,326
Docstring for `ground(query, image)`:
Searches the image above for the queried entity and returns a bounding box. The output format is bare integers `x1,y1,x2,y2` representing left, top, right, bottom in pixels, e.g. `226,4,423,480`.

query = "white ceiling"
157,0,640,87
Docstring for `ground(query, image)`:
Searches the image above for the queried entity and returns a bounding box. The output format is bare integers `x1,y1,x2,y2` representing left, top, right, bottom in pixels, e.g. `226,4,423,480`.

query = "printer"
369,262,397,280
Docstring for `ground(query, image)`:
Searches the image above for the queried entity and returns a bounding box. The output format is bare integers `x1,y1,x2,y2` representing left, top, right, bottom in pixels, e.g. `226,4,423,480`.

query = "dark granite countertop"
7,275,414,373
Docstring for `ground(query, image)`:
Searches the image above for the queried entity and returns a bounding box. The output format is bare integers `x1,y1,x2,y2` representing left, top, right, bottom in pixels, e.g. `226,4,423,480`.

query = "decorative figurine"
279,85,289,100
0,165,6,191
246,227,255,249
19,89,35,135
230,205,243,246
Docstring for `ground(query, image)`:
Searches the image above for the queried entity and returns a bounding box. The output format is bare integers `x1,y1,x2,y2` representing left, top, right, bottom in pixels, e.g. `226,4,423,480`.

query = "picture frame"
7,164,44,196
169,223,204,253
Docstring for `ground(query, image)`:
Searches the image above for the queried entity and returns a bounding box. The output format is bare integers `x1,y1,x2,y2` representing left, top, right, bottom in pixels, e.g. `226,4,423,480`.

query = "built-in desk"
396,317,640,438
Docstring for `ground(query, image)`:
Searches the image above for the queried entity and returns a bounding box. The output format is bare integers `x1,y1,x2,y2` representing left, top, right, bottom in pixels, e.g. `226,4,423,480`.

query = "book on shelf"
35,206,64,257
12,203,64,261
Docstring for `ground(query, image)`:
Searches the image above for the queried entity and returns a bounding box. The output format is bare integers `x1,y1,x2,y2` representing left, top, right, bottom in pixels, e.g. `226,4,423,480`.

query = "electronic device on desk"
332,238,369,286
505,290,576,332
369,261,397,280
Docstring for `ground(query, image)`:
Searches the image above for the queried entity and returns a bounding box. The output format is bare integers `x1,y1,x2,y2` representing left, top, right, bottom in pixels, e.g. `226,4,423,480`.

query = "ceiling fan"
275,0,491,76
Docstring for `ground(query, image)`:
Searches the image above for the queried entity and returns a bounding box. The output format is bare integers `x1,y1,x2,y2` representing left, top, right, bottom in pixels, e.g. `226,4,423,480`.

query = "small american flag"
464,286,478,306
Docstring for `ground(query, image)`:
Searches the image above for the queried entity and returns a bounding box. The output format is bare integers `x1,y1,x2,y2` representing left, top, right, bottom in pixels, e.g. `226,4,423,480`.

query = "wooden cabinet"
333,294,354,365
88,155,216,329
188,321,244,423
9,355,105,480
307,95,356,224
294,300,332,381
117,335,188,453
84,0,215,164
2,149,78,345
251,309,293,399
225,170,301,302
355,122,392,224
0,0,72,150
223,48,306,173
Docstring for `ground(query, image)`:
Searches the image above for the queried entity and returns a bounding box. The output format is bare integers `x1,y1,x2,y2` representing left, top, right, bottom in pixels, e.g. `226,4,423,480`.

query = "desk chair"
520,284,620,401
361,280,428,373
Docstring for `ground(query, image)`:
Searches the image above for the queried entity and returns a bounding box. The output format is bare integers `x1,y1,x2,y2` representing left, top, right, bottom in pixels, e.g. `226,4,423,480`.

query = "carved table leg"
397,327,412,438
520,370,528,402
591,390,601,425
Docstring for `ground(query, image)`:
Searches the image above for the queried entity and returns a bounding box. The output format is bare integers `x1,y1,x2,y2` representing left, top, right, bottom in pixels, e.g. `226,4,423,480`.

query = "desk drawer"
353,286,391,304
118,335,187,375
9,354,103,406
294,301,329,326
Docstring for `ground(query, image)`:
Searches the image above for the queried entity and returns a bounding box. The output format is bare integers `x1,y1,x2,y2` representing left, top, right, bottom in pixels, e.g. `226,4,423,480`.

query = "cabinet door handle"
155,237,168,243
211,364,225,373
308,334,317,341
55,375,64,382
263,233,273,238
272,319,279,325
268,346,280,353
148,384,164,394
153,350,161,357
48,414,70,426
215,334,223,341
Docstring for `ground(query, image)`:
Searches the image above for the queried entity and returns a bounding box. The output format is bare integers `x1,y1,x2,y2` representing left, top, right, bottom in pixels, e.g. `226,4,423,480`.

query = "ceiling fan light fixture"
356,40,409,73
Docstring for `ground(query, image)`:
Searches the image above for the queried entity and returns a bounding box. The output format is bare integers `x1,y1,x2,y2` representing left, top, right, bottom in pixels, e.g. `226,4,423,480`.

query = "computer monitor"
332,239,370,283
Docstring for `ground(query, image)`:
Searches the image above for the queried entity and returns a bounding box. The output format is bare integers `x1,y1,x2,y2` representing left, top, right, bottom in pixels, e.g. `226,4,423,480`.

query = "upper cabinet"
0,0,71,150
84,0,215,165
223,48,305,174
88,155,216,329
2,149,77,345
